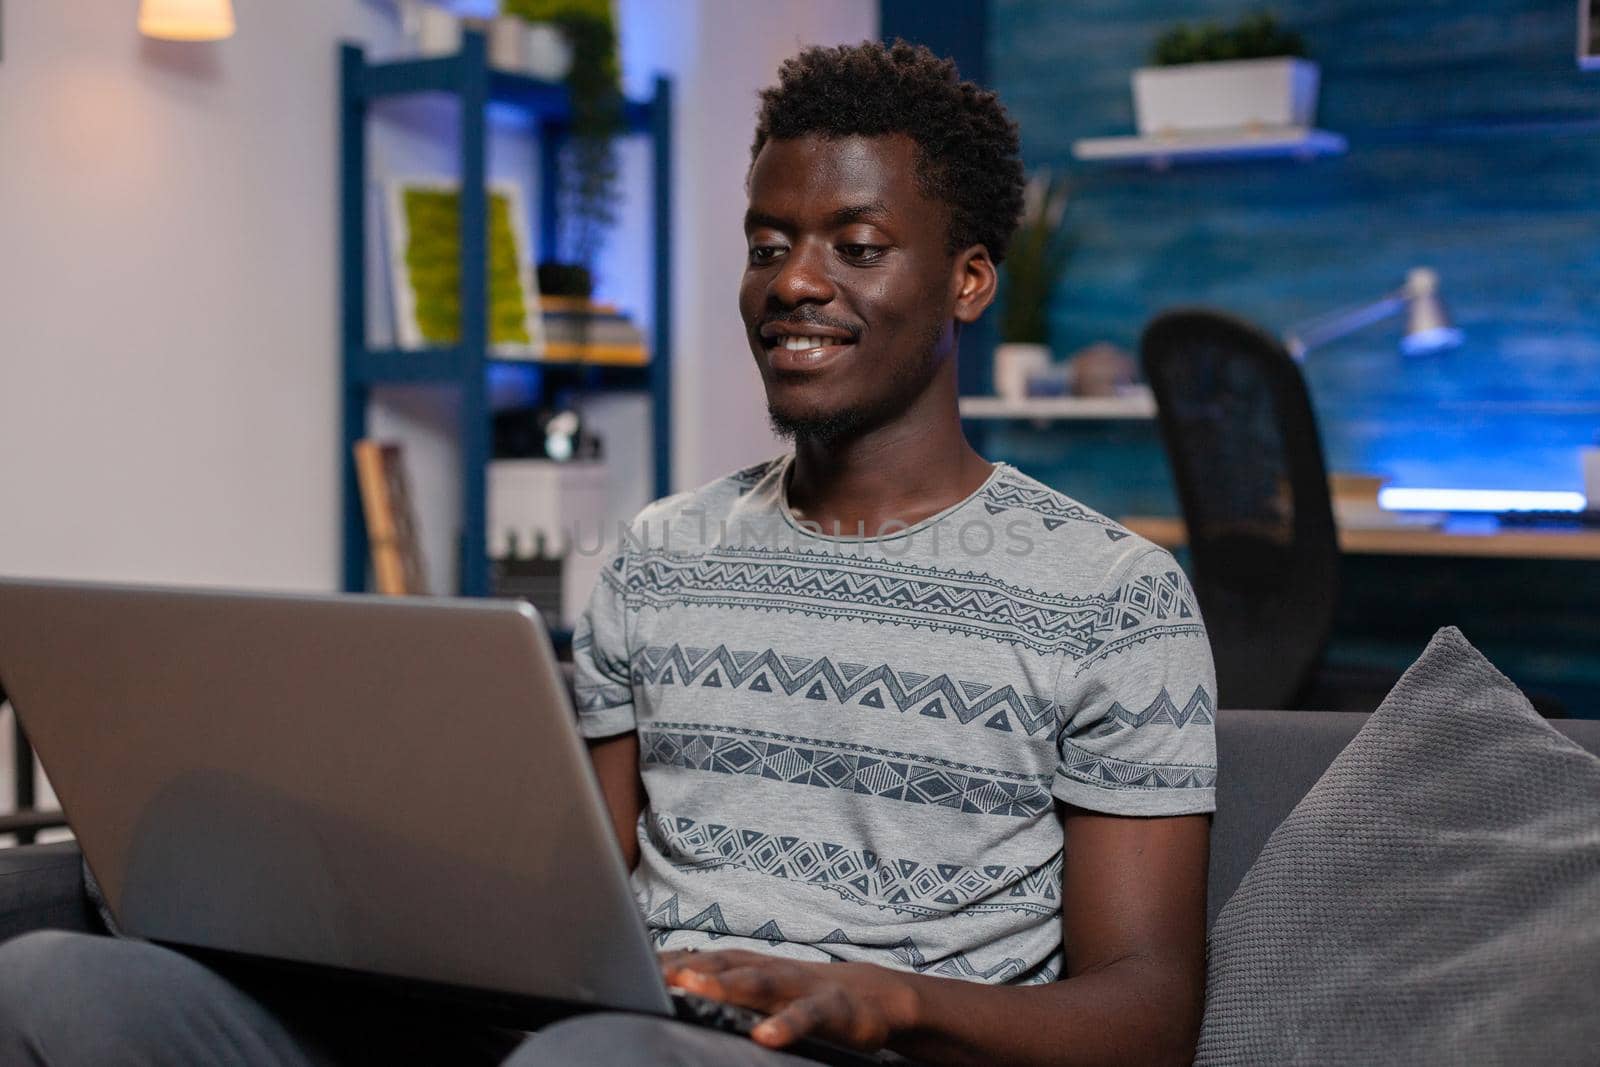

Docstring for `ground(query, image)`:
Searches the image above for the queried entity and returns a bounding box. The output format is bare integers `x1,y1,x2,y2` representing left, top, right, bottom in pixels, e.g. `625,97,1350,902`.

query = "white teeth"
780,335,836,350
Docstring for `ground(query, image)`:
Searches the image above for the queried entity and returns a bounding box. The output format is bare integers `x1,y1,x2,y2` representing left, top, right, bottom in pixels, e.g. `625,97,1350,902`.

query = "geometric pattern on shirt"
646,810,1062,918
640,723,1054,819
621,547,1198,658
570,621,633,712
1056,737,1218,792
633,643,1061,736
979,478,1132,542
1072,568,1208,673
726,459,778,495
1083,685,1214,738
645,894,1056,984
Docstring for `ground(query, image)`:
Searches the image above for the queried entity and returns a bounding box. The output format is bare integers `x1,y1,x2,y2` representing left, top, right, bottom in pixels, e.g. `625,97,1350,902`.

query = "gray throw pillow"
1196,627,1600,1066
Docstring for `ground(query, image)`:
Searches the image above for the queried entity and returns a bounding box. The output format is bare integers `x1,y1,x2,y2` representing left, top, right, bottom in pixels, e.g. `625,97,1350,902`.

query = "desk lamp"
1283,267,1464,362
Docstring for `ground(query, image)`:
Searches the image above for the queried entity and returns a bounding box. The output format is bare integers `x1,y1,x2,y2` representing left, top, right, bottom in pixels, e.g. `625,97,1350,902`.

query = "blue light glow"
1378,488,1586,513
1400,326,1465,357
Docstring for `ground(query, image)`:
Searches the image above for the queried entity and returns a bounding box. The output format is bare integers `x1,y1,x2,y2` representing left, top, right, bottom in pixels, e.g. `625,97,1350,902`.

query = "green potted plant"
502,0,623,271
1135,12,1317,136
994,170,1072,401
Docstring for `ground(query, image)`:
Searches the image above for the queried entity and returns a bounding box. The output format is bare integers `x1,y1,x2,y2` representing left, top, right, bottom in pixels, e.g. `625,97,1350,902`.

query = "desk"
1120,514,1600,562
1121,512,1600,715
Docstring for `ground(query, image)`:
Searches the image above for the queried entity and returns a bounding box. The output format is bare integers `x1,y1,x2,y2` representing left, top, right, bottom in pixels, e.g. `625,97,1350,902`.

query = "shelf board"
354,346,467,384
1073,125,1346,168
354,347,652,388
0,809,68,837
959,392,1156,421
486,69,569,116
360,51,653,132
362,54,461,99
493,357,653,388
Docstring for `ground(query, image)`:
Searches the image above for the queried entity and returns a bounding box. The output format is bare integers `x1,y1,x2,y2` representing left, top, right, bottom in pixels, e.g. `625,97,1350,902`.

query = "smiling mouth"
764,334,857,373
774,335,849,352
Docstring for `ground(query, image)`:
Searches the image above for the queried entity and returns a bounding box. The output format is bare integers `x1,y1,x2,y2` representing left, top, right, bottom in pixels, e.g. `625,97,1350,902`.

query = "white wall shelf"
1072,125,1346,168
959,392,1156,421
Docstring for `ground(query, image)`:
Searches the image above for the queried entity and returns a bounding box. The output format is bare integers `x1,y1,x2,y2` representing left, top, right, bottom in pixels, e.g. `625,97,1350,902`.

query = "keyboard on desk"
1493,510,1600,529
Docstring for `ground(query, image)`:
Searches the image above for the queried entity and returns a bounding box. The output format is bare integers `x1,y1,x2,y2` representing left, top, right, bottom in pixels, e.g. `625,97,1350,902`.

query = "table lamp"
1283,267,1464,362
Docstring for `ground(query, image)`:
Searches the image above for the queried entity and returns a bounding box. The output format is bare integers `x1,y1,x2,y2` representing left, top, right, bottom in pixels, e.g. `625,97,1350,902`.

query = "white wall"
0,1,393,590
0,0,877,595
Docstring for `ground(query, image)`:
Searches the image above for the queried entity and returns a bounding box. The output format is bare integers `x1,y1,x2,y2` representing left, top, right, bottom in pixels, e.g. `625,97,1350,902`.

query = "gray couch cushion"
1197,627,1600,1066
0,841,101,942
1206,709,1369,929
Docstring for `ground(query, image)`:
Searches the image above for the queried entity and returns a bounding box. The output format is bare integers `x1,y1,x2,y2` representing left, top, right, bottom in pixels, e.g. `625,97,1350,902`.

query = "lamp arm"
1283,289,1408,361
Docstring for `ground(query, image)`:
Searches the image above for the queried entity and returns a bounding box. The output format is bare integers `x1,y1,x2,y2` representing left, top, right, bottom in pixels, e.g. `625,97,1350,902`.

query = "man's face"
740,133,962,443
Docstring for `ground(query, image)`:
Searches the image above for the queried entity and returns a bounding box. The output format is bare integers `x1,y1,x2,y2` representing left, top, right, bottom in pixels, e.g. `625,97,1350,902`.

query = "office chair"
1139,308,1340,709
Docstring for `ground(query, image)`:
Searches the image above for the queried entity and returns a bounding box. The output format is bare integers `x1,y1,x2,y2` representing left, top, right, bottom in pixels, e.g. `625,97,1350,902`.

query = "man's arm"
586,732,647,871
662,806,1209,1067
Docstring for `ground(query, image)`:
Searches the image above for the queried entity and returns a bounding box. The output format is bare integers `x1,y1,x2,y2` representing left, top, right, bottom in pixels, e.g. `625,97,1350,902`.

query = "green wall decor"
386,178,544,356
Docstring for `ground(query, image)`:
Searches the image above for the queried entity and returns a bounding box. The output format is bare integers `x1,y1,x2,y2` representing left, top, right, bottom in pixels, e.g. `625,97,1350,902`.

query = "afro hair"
750,39,1026,265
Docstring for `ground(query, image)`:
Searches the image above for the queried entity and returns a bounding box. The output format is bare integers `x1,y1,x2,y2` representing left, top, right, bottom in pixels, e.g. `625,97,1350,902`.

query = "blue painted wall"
881,0,998,398
990,0,1600,496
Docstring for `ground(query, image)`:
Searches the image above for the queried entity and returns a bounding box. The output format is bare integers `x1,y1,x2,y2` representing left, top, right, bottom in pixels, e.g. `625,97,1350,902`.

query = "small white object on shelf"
522,23,574,80
1073,125,1346,168
1581,445,1600,509
487,15,525,70
400,0,460,56
993,343,1051,402
489,460,611,628
1134,58,1320,135
959,388,1156,421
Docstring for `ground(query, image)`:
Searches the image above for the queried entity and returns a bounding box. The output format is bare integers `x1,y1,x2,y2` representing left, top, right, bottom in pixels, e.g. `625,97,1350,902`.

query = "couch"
2,708,1597,1051
7,707,1597,939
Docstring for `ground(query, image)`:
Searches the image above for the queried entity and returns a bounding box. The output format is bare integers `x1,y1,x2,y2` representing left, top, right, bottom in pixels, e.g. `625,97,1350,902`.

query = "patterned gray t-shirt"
572,455,1216,985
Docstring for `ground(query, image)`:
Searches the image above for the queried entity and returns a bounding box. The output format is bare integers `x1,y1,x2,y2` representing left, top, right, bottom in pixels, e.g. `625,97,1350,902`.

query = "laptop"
0,578,888,1065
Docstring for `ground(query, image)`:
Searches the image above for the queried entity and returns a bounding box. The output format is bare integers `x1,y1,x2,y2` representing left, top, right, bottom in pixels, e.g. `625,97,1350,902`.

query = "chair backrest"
1139,308,1339,709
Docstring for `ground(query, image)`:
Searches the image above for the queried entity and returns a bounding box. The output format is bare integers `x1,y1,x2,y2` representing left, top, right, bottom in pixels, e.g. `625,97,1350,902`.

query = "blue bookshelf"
339,31,673,598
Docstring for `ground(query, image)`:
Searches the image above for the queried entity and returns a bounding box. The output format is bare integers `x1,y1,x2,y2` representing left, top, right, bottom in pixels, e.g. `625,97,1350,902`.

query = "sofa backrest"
1209,708,1600,929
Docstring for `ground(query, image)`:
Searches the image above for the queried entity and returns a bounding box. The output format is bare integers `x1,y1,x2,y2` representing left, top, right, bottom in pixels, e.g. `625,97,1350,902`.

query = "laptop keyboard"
1494,509,1600,529
668,991,915,1066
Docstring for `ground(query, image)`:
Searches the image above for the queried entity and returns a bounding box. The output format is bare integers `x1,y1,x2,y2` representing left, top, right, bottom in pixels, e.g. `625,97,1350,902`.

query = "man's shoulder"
970,465,1175,589
625,455,787,532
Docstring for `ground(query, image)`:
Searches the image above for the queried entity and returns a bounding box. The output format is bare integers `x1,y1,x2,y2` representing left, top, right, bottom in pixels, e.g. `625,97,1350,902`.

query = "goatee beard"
767,404,871,445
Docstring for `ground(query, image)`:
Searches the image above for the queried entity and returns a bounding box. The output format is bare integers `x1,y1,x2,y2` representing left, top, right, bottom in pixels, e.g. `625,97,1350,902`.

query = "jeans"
0,931,827,1066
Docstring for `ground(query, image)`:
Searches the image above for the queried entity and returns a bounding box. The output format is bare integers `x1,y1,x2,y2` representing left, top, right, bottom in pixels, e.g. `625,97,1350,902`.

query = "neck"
785,375,993,536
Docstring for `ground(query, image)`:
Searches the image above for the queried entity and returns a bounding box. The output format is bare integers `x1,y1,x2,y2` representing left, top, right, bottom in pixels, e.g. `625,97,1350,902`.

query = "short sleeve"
570,549,637,739
1051,548,1218,816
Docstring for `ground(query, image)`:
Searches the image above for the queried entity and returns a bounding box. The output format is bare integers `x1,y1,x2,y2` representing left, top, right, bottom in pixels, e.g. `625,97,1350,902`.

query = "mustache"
758,310,862,341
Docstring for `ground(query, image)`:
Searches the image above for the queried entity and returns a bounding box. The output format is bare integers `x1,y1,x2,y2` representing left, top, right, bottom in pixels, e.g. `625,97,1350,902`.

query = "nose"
768,238,836,308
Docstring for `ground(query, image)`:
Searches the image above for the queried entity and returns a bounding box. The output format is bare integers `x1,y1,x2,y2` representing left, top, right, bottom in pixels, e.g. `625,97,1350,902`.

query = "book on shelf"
534,296,650,366
353,439,429,596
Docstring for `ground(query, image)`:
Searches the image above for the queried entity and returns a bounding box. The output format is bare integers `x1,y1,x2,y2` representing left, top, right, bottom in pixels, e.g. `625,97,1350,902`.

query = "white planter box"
1133,58,1319,136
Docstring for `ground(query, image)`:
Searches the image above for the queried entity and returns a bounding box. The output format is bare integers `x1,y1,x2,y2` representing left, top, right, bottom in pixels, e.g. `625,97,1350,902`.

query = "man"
0,41,1214,1067
571,39,1216,1067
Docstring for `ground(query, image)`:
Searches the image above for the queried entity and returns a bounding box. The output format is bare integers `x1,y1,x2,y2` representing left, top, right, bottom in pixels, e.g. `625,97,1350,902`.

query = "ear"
950,244,998,325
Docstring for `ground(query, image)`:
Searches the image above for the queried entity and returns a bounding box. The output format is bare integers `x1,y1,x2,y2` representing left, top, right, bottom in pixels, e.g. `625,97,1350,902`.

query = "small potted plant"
502,0,623,270
994,170,1072,401
1134,13,1317,136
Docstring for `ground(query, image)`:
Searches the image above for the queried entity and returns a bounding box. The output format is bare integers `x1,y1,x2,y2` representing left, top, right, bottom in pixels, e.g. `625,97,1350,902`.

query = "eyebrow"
744,201,894,233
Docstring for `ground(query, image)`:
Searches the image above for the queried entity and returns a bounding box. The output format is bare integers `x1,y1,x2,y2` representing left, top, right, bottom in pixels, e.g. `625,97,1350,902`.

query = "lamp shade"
1400,267,1464,356
138,0,235,41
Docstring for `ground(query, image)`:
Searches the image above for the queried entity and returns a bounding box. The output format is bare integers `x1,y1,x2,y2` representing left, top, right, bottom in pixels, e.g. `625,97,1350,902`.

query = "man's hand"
659,949,919,1052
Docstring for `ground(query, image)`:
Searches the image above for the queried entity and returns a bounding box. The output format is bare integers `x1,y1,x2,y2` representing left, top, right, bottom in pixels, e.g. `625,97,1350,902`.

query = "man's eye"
748,245,784,265
840,244,885,262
